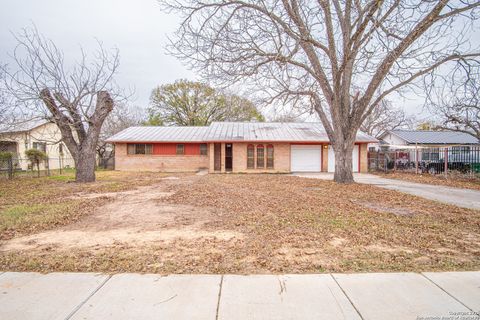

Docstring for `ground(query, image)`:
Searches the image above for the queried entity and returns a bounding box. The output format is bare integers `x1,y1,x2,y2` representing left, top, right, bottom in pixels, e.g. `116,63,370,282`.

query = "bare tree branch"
161,0,480,182
360,99,415,139
1,26,124,182
428,60,480,141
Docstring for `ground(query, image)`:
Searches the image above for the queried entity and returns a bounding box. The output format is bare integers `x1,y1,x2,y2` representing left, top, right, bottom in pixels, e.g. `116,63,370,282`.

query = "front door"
225,143,233,172
214,143,221,171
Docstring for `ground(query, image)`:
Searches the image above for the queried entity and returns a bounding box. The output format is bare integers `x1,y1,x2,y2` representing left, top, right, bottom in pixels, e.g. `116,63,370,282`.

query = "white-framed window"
200,143,208,155
32,142,47,152
127,143,153,155
176,144,185,155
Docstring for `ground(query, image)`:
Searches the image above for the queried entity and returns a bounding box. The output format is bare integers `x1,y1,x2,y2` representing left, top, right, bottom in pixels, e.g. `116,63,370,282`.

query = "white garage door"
328,145,359,173
291,145,322,172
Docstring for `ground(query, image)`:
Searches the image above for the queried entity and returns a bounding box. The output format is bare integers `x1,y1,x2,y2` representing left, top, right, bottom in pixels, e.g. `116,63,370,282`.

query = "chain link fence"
368,146,480,178
0,156,76,179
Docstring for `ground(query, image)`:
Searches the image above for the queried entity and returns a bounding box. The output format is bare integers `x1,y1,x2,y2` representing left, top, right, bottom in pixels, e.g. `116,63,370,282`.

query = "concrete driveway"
0,271,479,320
293,173,480,210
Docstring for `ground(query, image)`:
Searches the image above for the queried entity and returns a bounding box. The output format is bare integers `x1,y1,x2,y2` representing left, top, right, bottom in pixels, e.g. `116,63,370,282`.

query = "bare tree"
360,100,414,139
162,0,480,183
269,112,303,122
428,61,480,140
97,103,145,167
0,69,14,129
2,27,122,182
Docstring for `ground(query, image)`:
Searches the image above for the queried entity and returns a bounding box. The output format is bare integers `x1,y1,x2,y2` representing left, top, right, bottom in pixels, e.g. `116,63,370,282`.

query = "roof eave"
108,139,378,144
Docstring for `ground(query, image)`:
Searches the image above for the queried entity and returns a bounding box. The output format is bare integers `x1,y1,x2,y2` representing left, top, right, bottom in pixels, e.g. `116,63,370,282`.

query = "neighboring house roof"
106,122,377,143
0,119,50,134
384,130,479,145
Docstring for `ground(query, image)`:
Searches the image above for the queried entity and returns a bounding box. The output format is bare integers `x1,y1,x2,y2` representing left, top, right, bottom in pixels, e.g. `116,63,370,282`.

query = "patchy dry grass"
0,170,170,239
378,171,480,191
1,173,479,274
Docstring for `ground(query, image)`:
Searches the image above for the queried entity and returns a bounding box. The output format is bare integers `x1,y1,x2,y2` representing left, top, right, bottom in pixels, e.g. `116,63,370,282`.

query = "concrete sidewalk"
0,271,479,320
293,173,480,210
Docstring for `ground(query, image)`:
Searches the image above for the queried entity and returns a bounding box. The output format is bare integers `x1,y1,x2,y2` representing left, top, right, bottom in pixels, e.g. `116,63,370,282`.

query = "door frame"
214,143,221,171
225,143,233,172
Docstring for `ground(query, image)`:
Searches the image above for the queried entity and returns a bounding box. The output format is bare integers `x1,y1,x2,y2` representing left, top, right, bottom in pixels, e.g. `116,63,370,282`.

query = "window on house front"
451,146,470,154
145,144,153,154
136,144,146,154
266,144,274,169
200,143,208,155
421,148,439,161
127,144,153,155
32,142,47,152
256,144,265,168
247,144,254,169
176,144,185,155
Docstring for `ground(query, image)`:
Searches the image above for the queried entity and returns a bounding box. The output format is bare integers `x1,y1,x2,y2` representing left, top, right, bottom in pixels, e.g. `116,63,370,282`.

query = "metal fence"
98,156,115,170
0,156,76,179
368,146,480,177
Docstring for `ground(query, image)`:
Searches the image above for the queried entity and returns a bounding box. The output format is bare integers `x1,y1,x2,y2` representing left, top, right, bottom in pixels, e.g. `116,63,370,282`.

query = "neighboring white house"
0,120,75,171
379,130,480,162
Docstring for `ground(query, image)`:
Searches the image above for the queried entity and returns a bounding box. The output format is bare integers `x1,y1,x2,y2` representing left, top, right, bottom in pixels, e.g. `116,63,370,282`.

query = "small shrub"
25,149,47,177
0,151,13,161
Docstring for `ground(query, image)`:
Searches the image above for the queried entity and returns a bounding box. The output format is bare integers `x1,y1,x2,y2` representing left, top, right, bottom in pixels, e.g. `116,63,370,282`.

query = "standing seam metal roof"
105,126,209,142
106,122,377,143
388,130,479,144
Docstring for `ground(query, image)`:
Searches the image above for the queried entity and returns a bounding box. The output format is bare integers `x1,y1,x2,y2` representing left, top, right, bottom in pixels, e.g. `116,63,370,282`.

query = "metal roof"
0,119,50,134
106,122,377,143
206,122,376,142
388,130,479,145
106,126,209,142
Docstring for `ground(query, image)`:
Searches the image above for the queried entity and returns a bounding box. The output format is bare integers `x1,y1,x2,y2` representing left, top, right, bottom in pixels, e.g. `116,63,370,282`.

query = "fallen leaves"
1,173,479,273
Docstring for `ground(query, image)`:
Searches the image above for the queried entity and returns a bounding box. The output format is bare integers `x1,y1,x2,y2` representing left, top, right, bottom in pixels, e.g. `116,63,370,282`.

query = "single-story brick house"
106,122,377,173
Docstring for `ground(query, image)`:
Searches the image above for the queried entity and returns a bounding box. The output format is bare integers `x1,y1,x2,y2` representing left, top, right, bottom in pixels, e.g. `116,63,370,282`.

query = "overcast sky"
0,0,195,109
0,0,475,122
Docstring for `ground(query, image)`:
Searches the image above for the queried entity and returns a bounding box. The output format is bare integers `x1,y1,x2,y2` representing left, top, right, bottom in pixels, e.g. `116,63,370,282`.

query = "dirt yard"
1,172,479,273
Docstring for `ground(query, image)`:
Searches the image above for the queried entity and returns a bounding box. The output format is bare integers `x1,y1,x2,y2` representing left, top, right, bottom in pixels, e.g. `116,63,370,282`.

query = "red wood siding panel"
153,143,177,155
152,143,202,155
185,144,200,155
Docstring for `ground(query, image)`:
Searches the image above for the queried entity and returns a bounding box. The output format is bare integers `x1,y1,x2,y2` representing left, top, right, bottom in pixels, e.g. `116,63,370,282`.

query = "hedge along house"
106,122,377,173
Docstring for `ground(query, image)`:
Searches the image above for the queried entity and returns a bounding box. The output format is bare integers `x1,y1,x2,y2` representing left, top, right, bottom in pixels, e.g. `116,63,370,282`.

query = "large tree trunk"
75,146,96,183
40,89,114,183
333,139,355,184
